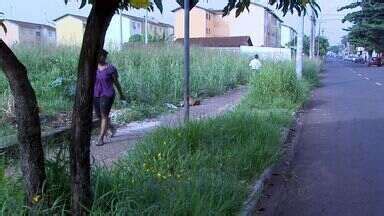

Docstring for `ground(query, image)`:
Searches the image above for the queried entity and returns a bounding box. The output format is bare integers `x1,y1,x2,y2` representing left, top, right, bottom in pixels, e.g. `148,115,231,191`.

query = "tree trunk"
0,40,45,206
70,2,117,215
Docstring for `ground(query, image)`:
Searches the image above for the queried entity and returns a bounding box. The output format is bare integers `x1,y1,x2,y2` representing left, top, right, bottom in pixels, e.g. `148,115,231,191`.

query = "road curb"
241,109,305,216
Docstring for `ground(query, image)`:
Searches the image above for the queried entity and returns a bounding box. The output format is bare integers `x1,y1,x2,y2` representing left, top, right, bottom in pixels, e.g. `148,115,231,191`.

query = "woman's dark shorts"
94,96,115,119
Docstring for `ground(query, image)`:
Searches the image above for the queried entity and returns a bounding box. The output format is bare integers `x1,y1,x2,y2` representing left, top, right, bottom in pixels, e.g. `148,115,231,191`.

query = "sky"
0,0,355,45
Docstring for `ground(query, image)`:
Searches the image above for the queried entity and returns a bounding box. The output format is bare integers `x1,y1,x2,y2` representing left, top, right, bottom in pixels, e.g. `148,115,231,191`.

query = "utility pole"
310,10,316,59
120,10,123,49
183,0,190,122
317,21,321,56
296,14,304,80
144,10,148,44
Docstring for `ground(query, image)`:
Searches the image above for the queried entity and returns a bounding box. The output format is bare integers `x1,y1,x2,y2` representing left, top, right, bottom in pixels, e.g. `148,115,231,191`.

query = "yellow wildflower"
32,195,42,204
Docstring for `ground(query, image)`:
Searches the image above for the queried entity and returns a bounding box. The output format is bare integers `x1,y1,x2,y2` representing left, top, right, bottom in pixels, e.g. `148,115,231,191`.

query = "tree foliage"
303,35,329,56
72,0,320,16
0,12,7,33
339,0,384,52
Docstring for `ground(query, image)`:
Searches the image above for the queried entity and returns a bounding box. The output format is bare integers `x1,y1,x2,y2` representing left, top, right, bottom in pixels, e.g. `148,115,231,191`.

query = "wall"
212,14,230,37
0,21,19,46
264,11,281,48
105,15,132,49
281,25,292,48
56,16,85,46
40,27,56,45
174,8,207,39
222,4,265,46
240,46,293,61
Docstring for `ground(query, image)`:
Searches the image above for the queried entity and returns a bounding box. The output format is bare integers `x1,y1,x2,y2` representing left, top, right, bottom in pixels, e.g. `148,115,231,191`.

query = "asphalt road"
256,58,384,216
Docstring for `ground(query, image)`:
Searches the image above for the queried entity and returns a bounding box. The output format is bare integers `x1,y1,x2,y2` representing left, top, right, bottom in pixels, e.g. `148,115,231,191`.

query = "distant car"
354,57,365,64
368,57,382,67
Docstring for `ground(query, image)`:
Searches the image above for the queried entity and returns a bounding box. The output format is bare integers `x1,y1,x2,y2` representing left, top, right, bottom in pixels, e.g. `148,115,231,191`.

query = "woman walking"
94,49,125,146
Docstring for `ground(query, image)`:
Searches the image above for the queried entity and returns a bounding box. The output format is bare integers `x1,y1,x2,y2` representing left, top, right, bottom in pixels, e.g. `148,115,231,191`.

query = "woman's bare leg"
97,115,108,146
107,118,116,138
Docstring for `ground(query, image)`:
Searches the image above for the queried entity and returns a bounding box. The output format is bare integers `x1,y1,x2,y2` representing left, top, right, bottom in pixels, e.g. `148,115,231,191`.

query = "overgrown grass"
0,45,250,137
0,59,321,215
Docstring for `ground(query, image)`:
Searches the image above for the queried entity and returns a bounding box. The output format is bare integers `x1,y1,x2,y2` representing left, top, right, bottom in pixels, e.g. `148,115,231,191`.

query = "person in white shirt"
249,54,262,71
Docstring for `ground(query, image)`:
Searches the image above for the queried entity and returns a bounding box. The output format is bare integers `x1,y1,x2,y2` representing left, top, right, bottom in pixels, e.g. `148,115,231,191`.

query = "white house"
0,19,56,47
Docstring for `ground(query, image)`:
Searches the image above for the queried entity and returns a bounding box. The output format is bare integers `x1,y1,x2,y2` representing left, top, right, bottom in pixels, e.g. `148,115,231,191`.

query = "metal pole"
317,22,321,56
120,10,123,49
310,10,316,59
296,15,304,80
145,11,148,44
183,0,190,122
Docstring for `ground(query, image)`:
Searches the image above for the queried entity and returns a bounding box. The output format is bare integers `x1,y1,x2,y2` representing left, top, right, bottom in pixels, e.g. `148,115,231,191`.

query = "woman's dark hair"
100,49,109,57
254,54,259,59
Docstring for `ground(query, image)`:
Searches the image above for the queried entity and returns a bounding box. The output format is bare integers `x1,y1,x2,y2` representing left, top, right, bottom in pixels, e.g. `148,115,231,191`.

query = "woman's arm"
112,73,126,100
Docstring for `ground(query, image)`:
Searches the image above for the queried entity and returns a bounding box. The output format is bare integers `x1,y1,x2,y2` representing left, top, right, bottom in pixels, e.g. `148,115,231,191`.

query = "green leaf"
79,0,87,9
176,0,198,10
154,0,163,13
0,22,7,34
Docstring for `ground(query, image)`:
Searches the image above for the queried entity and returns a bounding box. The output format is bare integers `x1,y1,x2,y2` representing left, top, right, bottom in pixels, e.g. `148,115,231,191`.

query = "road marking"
365,77,370,80
376,82,383,86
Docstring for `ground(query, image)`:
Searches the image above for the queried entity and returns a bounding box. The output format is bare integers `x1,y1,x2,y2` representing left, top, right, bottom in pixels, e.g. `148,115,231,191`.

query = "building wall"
0,21,19,46
41,27,56,45
164,26,174,40
173,4,267,46
19,26,55,45
264,11,281,48
56,16,85,46
223,4,265,46
174,7,207,38
281,25,292,48
105,15,132,49
212,14,230,37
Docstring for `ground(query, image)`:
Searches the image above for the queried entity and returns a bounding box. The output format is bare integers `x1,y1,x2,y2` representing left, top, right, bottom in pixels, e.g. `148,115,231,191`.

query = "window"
36,31,41,37
206,13,211,20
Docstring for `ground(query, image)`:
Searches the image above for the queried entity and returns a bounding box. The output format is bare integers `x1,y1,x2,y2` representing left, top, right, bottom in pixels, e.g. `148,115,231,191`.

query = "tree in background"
329,45,343,55
339,0,384,54
304,35,329,56
0,15,46,207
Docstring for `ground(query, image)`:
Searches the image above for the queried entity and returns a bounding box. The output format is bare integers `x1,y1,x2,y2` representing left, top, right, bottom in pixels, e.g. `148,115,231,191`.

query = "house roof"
174,36,253,47
171,2,283,23
53,14,88,22
171,5,222,14
53,13,173,28
2,19,55,30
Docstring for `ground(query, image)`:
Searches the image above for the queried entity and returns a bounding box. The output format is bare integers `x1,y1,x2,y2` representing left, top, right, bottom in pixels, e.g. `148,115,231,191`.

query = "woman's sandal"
96,139,105,146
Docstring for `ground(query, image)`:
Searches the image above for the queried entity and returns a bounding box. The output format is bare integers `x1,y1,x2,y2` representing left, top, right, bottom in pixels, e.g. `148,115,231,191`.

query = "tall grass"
0,45,250,136
0,58,321,215
242,60,309,111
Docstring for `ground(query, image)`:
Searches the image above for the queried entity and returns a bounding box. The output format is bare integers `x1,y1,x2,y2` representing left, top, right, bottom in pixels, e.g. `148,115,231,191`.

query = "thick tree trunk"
70,2,117,215
0,40,45,206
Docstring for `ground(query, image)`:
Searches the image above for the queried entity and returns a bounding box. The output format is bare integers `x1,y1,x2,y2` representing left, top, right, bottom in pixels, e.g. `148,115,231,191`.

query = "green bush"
303,58,322,87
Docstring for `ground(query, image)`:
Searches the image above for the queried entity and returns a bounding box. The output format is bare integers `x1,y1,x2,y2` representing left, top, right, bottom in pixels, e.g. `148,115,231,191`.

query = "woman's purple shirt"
94,64,117,98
